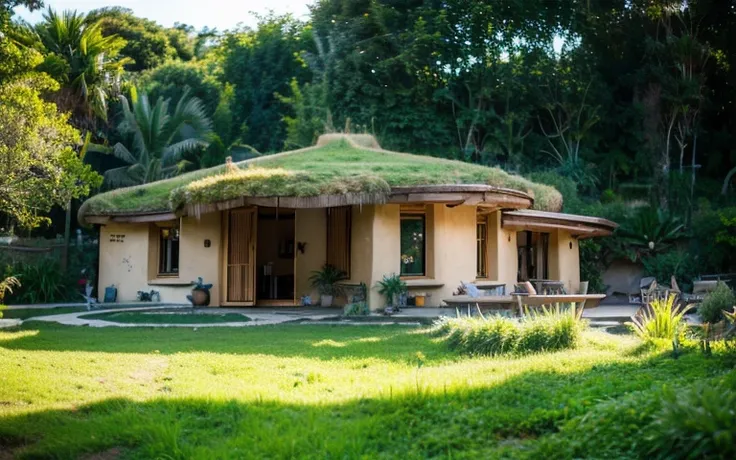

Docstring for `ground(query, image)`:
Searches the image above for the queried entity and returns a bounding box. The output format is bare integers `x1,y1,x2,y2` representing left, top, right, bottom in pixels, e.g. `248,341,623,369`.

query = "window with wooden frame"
157,222,180,276
477,219,488,278
400,213,426,276
326,207,351,277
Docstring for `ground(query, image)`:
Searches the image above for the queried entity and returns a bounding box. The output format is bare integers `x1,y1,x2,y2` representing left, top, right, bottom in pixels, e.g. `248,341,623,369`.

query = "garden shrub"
343,302,369,316
2,258,75,304
642,376,736,459
433,306,585,356
699,282,735,325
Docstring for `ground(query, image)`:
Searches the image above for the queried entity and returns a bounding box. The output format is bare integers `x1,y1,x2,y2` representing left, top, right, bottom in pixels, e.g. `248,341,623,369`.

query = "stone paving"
5,303,674,328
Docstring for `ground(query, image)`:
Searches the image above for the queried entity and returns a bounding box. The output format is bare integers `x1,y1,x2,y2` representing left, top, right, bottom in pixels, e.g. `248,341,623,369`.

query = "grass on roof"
80,139,562,218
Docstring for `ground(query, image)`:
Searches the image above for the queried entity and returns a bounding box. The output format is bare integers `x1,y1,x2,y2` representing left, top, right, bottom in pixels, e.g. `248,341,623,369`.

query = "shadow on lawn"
0,322,449,363
1,347,727,460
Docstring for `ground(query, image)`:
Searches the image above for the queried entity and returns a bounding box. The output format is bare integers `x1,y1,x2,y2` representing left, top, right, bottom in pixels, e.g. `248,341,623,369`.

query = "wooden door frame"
254,208,297,306
221,207,257,307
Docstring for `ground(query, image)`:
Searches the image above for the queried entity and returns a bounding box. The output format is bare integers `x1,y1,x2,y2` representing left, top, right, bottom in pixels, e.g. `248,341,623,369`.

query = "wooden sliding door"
225,208,256,305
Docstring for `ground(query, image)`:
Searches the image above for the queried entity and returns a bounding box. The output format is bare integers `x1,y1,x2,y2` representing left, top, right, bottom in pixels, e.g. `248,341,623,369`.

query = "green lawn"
0,307,86,320
82,311,251,324
0,323,733,459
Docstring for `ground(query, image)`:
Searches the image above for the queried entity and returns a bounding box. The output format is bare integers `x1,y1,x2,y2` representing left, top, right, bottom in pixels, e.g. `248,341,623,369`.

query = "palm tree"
102,87,212,187
16,8,130,127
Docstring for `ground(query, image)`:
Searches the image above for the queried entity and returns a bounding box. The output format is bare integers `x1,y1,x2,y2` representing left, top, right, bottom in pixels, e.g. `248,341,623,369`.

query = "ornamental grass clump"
433,305,585,356
519,304,585,353
629,295,694,341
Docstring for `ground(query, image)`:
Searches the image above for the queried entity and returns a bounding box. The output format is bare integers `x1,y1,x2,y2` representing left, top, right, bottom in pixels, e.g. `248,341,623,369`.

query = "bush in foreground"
433,306,585,356
535,370,736,459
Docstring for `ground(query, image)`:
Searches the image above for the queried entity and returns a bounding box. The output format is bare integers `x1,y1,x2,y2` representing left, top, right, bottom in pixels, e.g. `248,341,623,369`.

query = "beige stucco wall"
367,204,480,308
427,204,476,302
97,212,222,305
487,211,519,293
294,208,327,301
549,229,580,293
368,204,401,309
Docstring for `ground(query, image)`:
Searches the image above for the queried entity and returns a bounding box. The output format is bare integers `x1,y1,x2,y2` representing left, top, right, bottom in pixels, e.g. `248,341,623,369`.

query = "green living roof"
79,135,562,220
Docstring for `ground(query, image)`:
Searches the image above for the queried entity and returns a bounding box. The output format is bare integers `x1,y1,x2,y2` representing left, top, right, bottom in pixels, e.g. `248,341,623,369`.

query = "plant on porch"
376,274,408,314
309,264,347,307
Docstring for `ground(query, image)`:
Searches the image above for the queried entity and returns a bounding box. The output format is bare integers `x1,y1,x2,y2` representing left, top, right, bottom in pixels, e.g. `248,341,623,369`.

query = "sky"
15,0,314,30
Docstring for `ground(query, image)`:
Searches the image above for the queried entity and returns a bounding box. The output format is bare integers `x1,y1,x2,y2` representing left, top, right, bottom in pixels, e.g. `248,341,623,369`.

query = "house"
79,134,616,309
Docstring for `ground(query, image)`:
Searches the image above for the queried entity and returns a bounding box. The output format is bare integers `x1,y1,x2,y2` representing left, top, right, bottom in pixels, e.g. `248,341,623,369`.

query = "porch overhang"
388,185,533,210
86,212,178,225
501,210,617,238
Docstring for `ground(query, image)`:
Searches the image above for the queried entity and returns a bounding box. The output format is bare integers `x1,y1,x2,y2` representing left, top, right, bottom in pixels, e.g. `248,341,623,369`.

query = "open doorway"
256,207,295,304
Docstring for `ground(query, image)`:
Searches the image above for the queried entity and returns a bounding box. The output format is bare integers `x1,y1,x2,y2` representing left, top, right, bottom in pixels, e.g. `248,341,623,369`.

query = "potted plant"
309,264,347,307
189,277,213,307
375,274,408,314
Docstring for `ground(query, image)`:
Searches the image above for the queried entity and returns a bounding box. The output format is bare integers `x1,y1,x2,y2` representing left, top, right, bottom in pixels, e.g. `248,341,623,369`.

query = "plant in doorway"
188,277,213,307
309,264,347,307
376,274,407,315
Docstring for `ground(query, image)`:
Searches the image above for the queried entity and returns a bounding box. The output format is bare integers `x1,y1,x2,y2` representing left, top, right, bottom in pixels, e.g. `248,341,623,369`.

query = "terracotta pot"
191,289,210,307
415,295,426,307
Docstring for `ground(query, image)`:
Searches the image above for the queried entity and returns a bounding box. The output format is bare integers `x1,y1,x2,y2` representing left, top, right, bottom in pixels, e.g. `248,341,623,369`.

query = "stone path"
27,306,338,328
8,304,669,329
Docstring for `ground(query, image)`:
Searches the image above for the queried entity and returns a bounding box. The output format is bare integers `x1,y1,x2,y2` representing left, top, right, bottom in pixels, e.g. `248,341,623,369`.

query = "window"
327,207,351,277
477,220,487,278
400,214,426,276
158,224,180,275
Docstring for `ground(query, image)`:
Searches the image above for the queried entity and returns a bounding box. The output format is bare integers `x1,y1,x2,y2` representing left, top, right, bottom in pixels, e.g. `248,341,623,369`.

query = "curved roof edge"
83,185,535,225
502,210,617,238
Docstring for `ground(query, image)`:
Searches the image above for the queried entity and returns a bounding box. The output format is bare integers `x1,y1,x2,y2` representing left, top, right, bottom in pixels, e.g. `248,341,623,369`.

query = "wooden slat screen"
227,209,254,302
326,207,351,277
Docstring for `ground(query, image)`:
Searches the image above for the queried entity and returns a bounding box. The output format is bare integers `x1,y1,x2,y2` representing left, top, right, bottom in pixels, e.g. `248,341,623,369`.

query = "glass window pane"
477,222,487,278
400,215,425,276
158,225,180,275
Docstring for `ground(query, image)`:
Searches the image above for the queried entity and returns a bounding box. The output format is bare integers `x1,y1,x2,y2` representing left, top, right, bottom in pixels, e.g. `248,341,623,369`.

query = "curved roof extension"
502,210,618,238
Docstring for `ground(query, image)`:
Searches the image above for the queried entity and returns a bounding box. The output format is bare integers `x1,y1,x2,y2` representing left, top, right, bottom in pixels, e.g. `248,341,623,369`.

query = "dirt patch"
81,447,123,460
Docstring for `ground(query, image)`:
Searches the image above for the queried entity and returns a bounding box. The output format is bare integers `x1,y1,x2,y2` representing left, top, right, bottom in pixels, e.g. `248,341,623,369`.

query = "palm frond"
103,165,144,188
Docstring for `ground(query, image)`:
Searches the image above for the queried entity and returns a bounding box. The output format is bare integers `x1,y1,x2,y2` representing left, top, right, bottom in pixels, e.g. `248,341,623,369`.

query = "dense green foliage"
699,282,736,325
97,87,212,187
86,7,194,71
0,74,101,228
0,323,733,458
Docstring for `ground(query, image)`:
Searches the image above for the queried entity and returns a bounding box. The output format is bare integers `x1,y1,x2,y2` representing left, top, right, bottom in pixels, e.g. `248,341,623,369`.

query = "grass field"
0,322,733,459
82,311,251,324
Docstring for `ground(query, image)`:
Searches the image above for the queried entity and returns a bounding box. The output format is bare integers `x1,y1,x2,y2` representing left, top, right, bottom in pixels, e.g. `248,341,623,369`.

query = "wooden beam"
112,213,178,223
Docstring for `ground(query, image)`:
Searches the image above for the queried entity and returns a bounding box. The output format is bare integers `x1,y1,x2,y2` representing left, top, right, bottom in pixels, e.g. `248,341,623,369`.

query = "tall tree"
218,14,309,152
15,8,131,129
86,7,195,71
0,74,101,229
100,88,212,187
